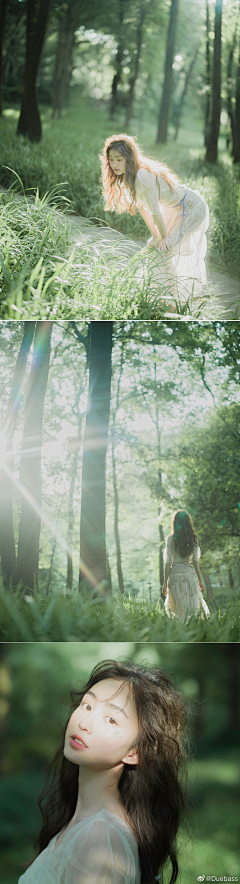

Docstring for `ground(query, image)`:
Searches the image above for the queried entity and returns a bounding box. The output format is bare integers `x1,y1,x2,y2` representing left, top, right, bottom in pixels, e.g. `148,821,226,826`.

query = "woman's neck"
72,764,124,821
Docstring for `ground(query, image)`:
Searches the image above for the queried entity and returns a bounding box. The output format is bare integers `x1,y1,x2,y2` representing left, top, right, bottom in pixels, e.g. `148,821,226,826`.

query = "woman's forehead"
108,148,124,157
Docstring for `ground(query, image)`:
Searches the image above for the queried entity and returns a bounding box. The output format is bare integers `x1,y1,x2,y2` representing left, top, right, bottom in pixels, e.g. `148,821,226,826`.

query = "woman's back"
165,533,200,564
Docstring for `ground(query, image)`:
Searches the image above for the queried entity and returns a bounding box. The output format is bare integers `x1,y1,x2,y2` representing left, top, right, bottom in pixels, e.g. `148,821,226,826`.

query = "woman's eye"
107,716,117,725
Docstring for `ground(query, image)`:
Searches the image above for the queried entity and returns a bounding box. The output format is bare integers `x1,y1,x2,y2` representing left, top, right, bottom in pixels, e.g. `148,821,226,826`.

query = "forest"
0,319,239,641
0,0,239,319
0,641,239,884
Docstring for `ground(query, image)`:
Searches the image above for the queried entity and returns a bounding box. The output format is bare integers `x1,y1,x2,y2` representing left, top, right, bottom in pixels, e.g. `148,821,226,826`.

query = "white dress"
164,534,210,622
135,167,209,297
17,809,141,884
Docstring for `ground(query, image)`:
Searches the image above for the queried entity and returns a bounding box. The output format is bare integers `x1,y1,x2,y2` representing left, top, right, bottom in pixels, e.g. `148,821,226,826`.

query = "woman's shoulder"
135,167,155,187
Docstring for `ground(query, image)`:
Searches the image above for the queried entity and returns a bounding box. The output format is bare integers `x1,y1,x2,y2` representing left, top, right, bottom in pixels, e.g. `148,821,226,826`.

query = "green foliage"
0,93,239,278
0,581,239,642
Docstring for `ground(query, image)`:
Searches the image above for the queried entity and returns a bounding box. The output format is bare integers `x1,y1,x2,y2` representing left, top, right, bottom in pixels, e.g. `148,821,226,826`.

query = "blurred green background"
0,642,239,884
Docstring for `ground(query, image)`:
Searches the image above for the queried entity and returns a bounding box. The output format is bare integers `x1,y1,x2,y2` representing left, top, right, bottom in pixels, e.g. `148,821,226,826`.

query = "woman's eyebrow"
84,690,129,719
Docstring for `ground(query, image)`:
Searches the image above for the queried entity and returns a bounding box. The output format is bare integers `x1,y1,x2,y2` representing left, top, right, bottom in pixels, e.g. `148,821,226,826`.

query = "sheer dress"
135,167,209,296
18,810,141,884
164,534,210,621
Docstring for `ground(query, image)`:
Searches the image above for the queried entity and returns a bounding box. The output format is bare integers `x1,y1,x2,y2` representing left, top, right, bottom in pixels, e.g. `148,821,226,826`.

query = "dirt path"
66,213,239,318
1,187,239,318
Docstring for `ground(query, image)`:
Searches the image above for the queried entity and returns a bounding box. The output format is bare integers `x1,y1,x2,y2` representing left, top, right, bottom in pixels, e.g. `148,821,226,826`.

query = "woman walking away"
18,658,189,884
101,134,209,297
162,510,210,621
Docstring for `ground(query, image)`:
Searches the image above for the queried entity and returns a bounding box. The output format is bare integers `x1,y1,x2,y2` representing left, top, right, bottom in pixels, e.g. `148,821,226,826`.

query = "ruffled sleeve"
192,542,201,562
60,817,140,884
135,168,164,227
164,534,174,565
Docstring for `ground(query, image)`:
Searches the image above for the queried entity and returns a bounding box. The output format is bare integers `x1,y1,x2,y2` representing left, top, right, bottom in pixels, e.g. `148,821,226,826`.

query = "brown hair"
172,510,198,559
100,133,180,215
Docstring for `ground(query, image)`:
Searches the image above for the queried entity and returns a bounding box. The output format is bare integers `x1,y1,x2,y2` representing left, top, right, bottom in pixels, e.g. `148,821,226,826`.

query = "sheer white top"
135,167,186,222
164,533,201,565
18,809,141,884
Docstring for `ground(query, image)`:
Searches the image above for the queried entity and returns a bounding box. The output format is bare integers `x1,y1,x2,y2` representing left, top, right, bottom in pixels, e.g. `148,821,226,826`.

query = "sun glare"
0,433,7,468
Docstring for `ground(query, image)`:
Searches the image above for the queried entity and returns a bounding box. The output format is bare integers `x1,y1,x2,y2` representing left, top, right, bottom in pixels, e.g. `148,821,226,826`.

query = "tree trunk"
0,0,8,115
16,322,53,589
110,0,126,117
233,44,240,163
125,2,146,129
222,644,240,732
51,8,76,118
226,24,237,153
156,0,179,144
205,0,222,163
0,322,35,586
66,412,84,591
201,569,217,609
111,345,125,596
204,0,211,148
174,49,199,141
17,0,51,141
79,322,113,593
112,443,125,595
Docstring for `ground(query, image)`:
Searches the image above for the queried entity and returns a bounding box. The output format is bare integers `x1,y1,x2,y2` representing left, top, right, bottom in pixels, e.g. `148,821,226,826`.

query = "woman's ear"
122,747,139,766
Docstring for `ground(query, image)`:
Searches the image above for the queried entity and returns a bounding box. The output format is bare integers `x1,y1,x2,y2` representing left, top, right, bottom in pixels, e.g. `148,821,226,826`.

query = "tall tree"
111,343,125,596
16,322,53,589
204,0,211,148
79,322,113,593
17,0,51,141
125,0,147,128
0,0,8,114
232,39,240,163
0,322,35,586
51,1,78,119
110,0,127,116
205,0,222,163
156,0,179,144
174,48,199,141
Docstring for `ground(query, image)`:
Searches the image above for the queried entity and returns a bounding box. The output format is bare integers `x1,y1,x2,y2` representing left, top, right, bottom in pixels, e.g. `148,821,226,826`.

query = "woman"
100,134,209,297
18,659,188,884
162,510,210,621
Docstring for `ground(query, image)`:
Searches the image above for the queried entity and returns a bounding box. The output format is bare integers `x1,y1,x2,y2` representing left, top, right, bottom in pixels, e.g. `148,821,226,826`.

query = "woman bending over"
18,658,189,884
101,134,209,296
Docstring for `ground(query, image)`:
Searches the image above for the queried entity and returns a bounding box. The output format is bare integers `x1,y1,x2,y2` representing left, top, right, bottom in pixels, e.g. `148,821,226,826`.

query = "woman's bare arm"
138,205,168,241
193,561,204,591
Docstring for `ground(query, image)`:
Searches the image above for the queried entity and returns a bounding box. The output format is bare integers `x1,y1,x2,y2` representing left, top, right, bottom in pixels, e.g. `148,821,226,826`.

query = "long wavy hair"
35,659,189,884
172,510,198,559
100,134,180,215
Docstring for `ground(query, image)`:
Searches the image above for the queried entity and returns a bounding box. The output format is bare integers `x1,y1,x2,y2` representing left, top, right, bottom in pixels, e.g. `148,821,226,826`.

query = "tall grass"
0,186,211,319
0,581,239,642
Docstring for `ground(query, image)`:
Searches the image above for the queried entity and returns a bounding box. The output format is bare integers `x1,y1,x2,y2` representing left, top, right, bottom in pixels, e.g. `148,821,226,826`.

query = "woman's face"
108,149,127,176
64,677,139,770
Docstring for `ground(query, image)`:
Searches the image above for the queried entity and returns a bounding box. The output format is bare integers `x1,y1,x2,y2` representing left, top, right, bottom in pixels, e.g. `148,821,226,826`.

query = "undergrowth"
0,187,211,319
0,581,239,642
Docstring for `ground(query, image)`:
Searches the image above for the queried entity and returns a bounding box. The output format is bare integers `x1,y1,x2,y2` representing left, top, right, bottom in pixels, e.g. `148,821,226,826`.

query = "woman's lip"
69,736,88,750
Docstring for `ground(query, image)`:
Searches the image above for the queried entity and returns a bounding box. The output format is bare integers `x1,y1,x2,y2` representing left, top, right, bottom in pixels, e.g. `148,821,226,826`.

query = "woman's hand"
161,585,168,598
199,582,204,593
147,235,170,252
156,236,170,252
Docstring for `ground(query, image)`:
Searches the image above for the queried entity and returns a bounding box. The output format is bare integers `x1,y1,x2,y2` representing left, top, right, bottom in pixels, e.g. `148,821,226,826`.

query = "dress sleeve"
62,819,138,884
192,542,201,562
164,534,173,565
135,168,164,227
